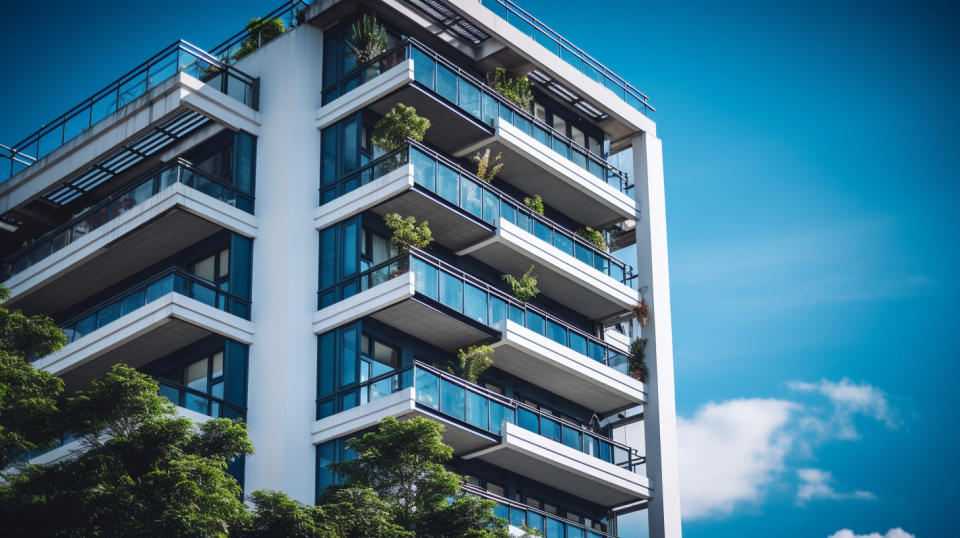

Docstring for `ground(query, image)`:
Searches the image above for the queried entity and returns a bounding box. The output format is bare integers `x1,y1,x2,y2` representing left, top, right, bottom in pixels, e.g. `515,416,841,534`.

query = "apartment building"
0,1,681,536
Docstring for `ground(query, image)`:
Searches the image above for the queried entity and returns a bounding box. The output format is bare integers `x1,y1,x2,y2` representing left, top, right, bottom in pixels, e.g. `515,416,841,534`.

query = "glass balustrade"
462,484,616,538
321,361,643,473
409,251,630,373
318,37,631,193
157,378,245,419
1,41,257,184
318,140,634,285
1,159,253,283
56,267,251,349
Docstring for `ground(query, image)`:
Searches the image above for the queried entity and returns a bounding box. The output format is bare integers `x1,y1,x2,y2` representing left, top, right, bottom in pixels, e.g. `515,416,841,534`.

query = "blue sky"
1,1,957,536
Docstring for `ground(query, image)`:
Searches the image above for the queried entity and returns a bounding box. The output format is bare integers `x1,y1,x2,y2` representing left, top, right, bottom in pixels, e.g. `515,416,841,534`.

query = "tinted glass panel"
440,379,465,421
436,64,458,103
465,390,488,430
517,407,538,433
415,368,439,410
463,283,487,324
440,271,463,311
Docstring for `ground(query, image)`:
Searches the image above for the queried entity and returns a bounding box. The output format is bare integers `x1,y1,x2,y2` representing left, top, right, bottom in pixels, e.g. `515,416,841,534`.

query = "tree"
372,103,431,152
328,417,509,537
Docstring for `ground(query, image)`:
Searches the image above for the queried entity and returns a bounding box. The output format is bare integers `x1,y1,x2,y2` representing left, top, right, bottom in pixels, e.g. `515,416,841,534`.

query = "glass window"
546,517,565,537
488,296,506,328
186,358,208,392
517,407,539,434
486,482,506,497
412,47,435,88
526,311,545,335
527,512,544,532
562,425,581,451
465,390,488,430
212,351,224,378
571,125,585,147
319,332,336,397
459,79,481,119
541,417,561,442
461,178,482,218
193,255,215,281
440,271,463,312
440,378,465,421
546,320,566,346
320,227,337,289
436,64,458,104
534,103,547,123
552,115,567,136
415,367,440,410
463,283,487,324
343,117,359,173
340,326,357,387
342,220,358,277
412,258,438,300
373,340,398,368
412,147,436,190
437,163,459,205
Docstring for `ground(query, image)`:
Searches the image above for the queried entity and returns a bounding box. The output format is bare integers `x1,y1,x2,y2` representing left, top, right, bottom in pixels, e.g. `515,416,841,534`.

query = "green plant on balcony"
502,265,539,302
629,338,648,382
383,213,432,254
487,67,533,111
372,103,431,152
472,148,503,183
523,194,544,215
576,226,607,251
447,345,495,383
236,17,286,60
347,14,388,65
520,525,545,537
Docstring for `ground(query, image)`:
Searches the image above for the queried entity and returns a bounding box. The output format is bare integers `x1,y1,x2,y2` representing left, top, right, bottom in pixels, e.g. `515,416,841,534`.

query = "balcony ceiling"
13,209,223,318
370,189,494,252
370,297,497,352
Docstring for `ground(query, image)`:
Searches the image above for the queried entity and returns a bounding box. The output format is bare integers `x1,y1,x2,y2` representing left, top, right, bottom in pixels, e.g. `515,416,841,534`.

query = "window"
552,115,567,136
571,125,585,147
533,102,547,123
159,350,226,416
361,333,400,381
486,481,506,497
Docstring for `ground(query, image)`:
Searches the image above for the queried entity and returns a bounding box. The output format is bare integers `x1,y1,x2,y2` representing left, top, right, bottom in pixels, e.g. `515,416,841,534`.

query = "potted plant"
502,265,539,302
523,194,544,215
487,67,533,111
347,14,388,66
372,103,431,153
383,213,432,254
576,226,607,251
633,299,649,326
629,338,648,382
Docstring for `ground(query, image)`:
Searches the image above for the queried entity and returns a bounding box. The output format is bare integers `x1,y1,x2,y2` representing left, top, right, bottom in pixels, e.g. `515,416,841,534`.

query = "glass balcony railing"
319,361,644,473
462,484,616,538
0,41,257,185
320,37,631,194
157,378,246,420
55,267,251,350
319,139,635,285
1,158,253,284
319,249,629,373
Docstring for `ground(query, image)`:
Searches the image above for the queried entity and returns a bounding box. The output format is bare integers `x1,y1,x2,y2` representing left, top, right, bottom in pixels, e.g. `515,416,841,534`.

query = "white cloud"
787,378,899,440
796,468,876,504
678,398,797,520
827,528,915,538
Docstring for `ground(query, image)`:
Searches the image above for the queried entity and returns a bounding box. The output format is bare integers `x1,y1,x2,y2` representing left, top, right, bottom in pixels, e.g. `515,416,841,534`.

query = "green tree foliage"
576,227,607,251
347,14,388,65
523,194,544,215
328,417,509,537
448,345,495,383
0,286,65,468
472,148,503,183
0,363,254,537
244,488,409,538
487,67,533,111
372,104,431,152
237,17,286,59
383,213,433,254
502,265,540,302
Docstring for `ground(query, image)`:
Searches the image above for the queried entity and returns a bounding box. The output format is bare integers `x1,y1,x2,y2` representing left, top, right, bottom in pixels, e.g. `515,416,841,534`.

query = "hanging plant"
523,194,544,215
576,227,607,251
629,338,648,382
447,345,495,383
633,299,649,326
371,103,431,152
383,213,432,254
472,148,503,183
502,265,539,302
347,14,388,65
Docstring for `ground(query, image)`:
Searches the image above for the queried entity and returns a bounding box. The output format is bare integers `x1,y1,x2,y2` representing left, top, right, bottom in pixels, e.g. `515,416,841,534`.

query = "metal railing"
478,0,654,116
56,267,251,350
210,0,311,64
318,248,630,372
319,139,634,284
462,483,617,538
157,378,246,419
0,41,257,185
320,37,631,193
318,361,644,473
1,158,253,283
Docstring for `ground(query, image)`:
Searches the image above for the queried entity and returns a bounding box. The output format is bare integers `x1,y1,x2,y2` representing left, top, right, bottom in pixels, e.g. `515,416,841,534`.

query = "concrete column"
632,133,683,537
240,25,324,503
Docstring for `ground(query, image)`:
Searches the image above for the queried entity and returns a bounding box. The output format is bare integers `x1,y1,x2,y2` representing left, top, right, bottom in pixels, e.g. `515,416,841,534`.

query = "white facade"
0,1,681,536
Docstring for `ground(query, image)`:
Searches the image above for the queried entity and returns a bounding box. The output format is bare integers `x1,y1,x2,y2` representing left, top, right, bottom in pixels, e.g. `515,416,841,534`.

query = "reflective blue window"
412,48,435,87
440,271,463,311
441,378,465,421
340,326,357,387
412,258,438,300
415,368,440,410
574,243,592,265
464,283,487,324
488,296,506,328
461,178,482,218
318,332,336,398
517,407,539,434
541,417,561,442
489,401,512,435
465,391,488,430
546,517,565,537
509,507,525,527
459,79,481,119
527,513,544,532
412,147,436,190
546,320,566,346
562,425,580,451
508,305,525,326
437,163,459,205
533,220,552,244
526,311,545,335
482,190,499,224
436,64,458,103
554,233,574,256
568,332,587,356
500,202,516,226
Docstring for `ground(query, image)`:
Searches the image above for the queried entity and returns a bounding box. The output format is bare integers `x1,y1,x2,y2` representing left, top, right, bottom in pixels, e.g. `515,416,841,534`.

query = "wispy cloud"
787,378,900,440
679,378,900,520
796,468,876,504
827,528,915,538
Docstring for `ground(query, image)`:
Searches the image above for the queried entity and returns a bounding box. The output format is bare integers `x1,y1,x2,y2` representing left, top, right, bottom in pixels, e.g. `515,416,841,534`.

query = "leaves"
502,265,540,302
448,345,495,383
576,227,607,251
472,148,504,183
383,213,433,254
523,194,544,215
347,14,388,65
487,67,533,111
372,103,431,153
629,338,648,382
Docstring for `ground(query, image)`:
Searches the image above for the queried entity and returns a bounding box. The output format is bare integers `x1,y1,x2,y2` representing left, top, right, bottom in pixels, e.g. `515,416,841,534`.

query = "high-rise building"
0,1,681,536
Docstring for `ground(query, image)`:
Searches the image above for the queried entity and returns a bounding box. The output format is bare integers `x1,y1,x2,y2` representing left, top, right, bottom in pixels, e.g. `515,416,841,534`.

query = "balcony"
0,41,259,214
316,38,633,225
315,140,637,320
2,160,256,315
313,249,641,412
312,361,649,506
462,483,616,538
34,268,254,387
